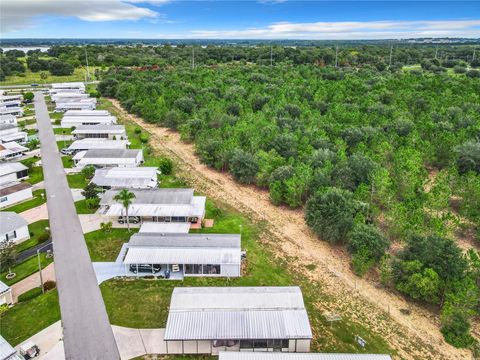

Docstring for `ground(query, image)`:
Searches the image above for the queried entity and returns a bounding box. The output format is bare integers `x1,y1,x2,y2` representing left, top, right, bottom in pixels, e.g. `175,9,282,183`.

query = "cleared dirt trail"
109,99,473,360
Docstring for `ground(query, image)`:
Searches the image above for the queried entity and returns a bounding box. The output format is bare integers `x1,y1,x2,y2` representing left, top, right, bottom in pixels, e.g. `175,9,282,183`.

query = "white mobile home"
0,124,28,144
0,335,23,360
0,106,23,117
0,182,33,209
55,99,97,112
218,353,392,360
61,115,116,128
91,167,158,189
67,139,129,153
72,124,126,140
73,148,143,169
0,211,30,244
50,82,85,94
64,110,110,117
0,142,28,161
164,287,312,354
99,188,205,224
52,92,89,103
0,115,17,126
0,162,29,185
0,94,22,109
123,233,242,278
139,222,190,233
0,281,13,306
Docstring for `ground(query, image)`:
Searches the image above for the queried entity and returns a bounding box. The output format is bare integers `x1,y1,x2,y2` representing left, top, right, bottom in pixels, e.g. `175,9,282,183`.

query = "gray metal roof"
219,354,392,360
91,167,157,189
61,115,116,123
0,334,19,360
82,149,141,159
129,233,241,248
101,188,194,205
0,280,10,295
0,162,28,176
68,139,128,151
0,212,28,234
64,110,108,117
139,222,190,233
164,287,312,341
0,123,16,131
72,124,125,134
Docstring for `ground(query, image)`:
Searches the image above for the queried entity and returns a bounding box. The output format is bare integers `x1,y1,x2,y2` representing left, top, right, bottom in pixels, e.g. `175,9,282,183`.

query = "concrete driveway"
19,322,168,360
20,203,48,224
11,263,56,303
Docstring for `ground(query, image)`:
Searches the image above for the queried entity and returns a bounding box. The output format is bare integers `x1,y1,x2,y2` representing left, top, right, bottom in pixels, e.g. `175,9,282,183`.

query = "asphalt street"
34,92,120,360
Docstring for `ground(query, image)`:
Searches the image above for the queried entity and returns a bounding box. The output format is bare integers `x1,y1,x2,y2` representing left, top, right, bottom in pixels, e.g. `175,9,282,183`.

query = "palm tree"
113,189,136,231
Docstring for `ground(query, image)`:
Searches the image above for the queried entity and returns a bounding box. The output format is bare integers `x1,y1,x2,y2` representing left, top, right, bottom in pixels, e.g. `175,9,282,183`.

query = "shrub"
43,280,56,291
85,197,100,209
18,287,42,302
100,222,113,233
347,223,389,261
352,248,375,276
134,127,142,134
139,134,149,143
158,158,173,175
441,310,475,348
37,233,50,243
229,149,258,184
81,165,95,179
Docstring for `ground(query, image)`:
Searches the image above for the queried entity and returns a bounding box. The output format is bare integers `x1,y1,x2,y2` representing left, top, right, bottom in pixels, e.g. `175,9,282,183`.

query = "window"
240,340,253,349
0,196,7,203
254,340,268,349
171,216,186,222
185,264,202,274
5,231,16,241
17,170,28,179
202,264,220,275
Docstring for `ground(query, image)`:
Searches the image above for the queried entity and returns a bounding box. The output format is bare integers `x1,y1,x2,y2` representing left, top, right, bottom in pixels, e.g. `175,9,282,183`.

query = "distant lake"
1,46,50,53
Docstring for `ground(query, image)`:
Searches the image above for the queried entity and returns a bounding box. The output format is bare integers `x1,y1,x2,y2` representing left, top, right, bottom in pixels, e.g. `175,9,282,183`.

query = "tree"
229,149,258,184
23,92,34,103
158,158,173,175
26,138,40,150
81,165,95,179
114,189,136,231
347,223,389,261
393,260,442,303
82,183,99,199
0,239,17,276
455,140,480,175
441,310,475,348
48,60,74,76
305,188,360,244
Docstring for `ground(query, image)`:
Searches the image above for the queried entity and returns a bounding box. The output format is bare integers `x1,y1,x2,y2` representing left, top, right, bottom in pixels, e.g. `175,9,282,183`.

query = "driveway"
11,263,56,303
20,203,48,224
34,91,119,359
78,213,103,233
19,322,168,360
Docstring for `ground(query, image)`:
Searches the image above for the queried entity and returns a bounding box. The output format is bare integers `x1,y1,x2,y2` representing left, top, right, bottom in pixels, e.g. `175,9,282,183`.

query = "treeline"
99,64,480,349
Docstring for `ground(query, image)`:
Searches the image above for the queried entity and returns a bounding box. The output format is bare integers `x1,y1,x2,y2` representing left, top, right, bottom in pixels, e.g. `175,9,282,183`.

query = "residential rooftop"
218,354,392,360
0,211,28,234
0,181,32,197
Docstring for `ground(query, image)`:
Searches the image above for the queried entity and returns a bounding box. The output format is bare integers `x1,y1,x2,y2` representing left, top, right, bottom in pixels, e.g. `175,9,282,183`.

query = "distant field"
0,66,102,86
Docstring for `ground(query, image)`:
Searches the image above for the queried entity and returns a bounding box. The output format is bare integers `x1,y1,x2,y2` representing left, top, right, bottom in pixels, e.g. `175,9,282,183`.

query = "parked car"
129,264,161,274
31,83,39,87
20,341,40,359
60,148,75,155
118,216,141,224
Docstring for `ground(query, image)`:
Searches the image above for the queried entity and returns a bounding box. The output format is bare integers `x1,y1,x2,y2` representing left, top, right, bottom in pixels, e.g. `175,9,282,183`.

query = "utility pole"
192,46,195,70
335,45,339,68
84,47,90,81
388,45,393,67
270,45,273,66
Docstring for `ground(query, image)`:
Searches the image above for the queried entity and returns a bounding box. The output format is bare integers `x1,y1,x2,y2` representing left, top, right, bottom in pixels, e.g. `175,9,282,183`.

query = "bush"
139,134,149,143
48,60,74,76
43,280,56,291
18,287,42,302
85,197,100,209
352,248,375,276
158,158,173,175
229,149,258,184
81,165,95,179
455,140,480,175
37,233,50,243
100,222,113,233
347,223,389,261
441,310,475,348
134,127,142,134
23,92,34,103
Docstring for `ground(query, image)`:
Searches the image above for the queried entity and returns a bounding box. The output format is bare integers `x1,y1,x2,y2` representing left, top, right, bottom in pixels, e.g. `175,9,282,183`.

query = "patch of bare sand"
109,98,474,360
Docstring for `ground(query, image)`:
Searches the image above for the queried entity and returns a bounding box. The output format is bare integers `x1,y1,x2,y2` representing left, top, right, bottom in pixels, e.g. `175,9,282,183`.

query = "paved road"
34,92,120,360
16,240,53,263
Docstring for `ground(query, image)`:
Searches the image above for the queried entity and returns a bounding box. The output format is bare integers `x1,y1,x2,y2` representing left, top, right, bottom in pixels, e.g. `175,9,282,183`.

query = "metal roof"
76,149,141,159
0,123,16,131
0,162,28,176
124,247,240,265
0,211,28,235
0,181,32,197
139,222,190,233
51,82,85,88
72,124,125,134
101,188,195,205
130,233,241,248
0,280,11,295
61,115,116,123
64,110,110,117
165,287,312,341
0,132,28,143
91,167,157,188
0,115,16,123
218,354,392,360
0,334,19,360
68,139,128,151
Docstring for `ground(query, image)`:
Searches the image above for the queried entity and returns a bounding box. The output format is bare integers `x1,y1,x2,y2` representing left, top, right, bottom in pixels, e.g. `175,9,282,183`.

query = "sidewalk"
11,263,56,303
20,203,48,224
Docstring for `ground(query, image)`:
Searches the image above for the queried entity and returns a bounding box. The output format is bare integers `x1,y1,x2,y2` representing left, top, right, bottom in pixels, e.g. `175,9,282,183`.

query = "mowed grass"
85,228,137,262
25,166,44,185
0,253,53,286
67,173,88,189
0,66,102,86
61,156,74,168
53,127,72,135
2,189,46,213
15,220,50,254
0,290,60,346
74,199,98,214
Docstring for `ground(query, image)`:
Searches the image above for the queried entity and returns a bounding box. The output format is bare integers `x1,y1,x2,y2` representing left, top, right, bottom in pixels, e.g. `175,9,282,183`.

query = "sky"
1,1,480,40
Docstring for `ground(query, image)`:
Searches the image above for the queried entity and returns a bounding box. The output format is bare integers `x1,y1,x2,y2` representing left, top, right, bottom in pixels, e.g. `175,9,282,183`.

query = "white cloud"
0,0,169,33
187,20,480,39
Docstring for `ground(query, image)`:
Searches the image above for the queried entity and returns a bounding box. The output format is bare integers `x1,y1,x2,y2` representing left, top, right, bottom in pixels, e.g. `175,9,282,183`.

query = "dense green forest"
98,59,480,349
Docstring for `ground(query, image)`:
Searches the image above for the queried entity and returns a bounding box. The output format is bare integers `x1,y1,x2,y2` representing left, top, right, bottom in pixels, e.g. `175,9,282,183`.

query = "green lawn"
85,228,137,262
25,166,44,185
57,140,72,150
20,157,40,168
17,118,37,126
0,66,102,86
0,253,53,286
15,220,50,254
61,156,74,168
74,199,98,214
158,174,187,189
2,189,46,213
0,290,60,346
53,127,72,135
67,173,88,189
50,112,63,121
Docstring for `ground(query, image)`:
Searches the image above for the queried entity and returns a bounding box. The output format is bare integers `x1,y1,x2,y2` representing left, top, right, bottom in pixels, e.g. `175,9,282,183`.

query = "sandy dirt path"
109,99,473,360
